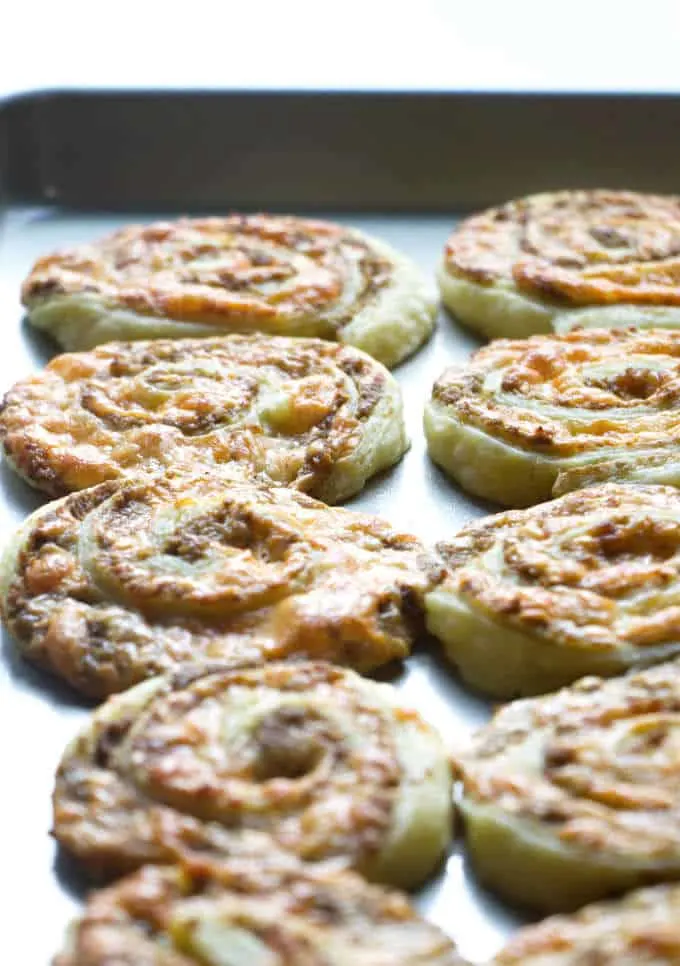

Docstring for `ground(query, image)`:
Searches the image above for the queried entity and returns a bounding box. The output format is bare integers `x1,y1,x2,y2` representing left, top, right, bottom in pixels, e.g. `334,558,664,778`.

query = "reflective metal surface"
0,207,521,964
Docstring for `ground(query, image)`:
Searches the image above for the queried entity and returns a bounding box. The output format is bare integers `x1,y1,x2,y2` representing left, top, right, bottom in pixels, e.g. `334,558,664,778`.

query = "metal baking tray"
3,89,680,964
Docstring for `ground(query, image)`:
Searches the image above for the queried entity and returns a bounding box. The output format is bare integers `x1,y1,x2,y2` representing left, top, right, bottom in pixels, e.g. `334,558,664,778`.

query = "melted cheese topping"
54,861,464,966
1,474,445,697
53,661,452,887
22,215,436,368
426,484,680,696
445,190,680,306
495,884,680,964
0,335,406,503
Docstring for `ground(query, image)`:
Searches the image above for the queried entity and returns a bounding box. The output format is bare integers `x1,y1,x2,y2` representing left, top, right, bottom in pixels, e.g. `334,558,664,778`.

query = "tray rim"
5,87,680,217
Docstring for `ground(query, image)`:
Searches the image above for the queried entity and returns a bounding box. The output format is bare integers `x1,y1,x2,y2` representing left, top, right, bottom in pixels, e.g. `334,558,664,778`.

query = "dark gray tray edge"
3,89,680,212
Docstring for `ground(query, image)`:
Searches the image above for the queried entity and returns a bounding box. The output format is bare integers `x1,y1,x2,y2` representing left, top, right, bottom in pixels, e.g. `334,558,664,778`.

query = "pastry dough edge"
425,584,679,698
423,401,558,507
461,798,680,913
438,262,680,339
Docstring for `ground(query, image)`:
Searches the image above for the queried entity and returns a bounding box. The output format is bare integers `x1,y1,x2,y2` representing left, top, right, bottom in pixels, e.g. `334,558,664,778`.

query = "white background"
3,0,680,96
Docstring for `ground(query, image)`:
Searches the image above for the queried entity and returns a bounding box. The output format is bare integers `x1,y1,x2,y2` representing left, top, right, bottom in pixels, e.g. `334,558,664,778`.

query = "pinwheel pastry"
439,189,680,339
424,328,680,506
0,474,445,698
54,858,465,966
0,335,406,503
455,661,680,912
22,214,436,367
426,483,680,698
52,661,453,887
494,883,680,965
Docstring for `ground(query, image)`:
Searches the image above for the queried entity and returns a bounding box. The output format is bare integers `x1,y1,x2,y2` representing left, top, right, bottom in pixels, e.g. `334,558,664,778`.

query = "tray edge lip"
4,85,680,109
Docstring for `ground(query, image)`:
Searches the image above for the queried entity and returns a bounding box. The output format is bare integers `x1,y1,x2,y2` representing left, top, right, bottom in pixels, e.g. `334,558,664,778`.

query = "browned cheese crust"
432,484,680,688
0,335,403,501
445,190,680,304
21,214,437,369
24,215,392,329
54,859,465,966
431,328,680,462
1,475,444,697
495,883,680,964
456,661,680,909
52,661,452,882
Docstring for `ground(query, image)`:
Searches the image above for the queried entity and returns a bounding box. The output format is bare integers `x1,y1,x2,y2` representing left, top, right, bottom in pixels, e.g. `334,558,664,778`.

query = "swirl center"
126,694,337,822
79,487,312,617
251,707,327,782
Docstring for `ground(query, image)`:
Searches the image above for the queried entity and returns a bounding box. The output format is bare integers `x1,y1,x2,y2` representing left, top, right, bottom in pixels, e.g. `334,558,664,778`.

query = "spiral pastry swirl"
0,335,406,502
54,859,464,966
427,484,680,697
494,884,680,965
0,474,444,698
440,190,680,339
424,328,680,506
22,215,436,368
456,661,680,912
53,661,453,887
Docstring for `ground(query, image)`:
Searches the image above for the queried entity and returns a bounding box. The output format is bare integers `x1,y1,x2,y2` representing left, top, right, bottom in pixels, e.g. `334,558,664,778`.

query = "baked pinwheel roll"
440,190,680,339
456,661,680,912
424,328,680,506
0,335,406,503
426,484,680,698
494,884,680,965
54,859,465,966
22,214,436,368
0,474,444,698
53,661,453,887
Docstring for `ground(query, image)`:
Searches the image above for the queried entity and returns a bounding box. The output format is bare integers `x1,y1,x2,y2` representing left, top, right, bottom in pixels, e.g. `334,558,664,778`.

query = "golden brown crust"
21,215,437,368
431,328,680,459
495,884,680,964
52,661,452,884
445,190,680,305
1,474,444,698
0,335,405,502
23,215,391,328
54,860,464,966
432,484,680,687
456,661,680,909
425,328,680,510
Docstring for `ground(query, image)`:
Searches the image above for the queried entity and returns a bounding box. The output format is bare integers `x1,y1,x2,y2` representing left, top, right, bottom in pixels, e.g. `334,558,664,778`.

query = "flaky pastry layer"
53,660,452,886
427,484,680,697
456,661,680,912
494,883,680,964
424,328,680,506
0,474,444,697
440,190,680,339
23,214,436,368
54,858,464,966
0,335,406,502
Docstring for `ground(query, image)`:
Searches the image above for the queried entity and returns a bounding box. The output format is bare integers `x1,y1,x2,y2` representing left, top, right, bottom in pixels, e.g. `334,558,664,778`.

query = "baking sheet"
0,206,532,963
